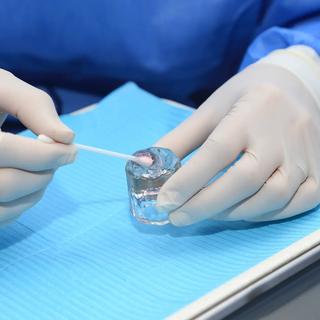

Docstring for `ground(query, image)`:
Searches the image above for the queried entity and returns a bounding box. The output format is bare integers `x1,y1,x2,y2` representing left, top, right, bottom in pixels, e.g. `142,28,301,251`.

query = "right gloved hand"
0,69,77,225
155,46,320,226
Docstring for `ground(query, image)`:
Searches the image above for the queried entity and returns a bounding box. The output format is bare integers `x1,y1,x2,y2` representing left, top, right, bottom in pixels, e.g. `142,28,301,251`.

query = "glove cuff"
257,45,320,108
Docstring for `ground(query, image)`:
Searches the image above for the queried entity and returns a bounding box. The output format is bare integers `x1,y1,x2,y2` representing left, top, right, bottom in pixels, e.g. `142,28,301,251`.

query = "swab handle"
37,134,152,166
75,143,138,162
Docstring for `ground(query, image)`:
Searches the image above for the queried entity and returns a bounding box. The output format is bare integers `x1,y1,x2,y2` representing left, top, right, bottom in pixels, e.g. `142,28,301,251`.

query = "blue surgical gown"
0,0,319,130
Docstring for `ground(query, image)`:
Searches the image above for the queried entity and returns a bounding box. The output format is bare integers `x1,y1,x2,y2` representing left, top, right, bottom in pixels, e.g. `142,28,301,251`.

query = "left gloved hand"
0,69,77,226
155,45,320,226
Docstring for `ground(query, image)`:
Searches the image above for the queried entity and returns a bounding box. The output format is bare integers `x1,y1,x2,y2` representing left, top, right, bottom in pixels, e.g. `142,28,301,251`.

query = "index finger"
157,112,247,213
0,132,77,171
154,76,243,159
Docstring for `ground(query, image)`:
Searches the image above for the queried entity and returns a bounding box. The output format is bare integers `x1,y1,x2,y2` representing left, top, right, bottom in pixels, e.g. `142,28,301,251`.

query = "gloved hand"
156,45,320,226
0,69,76,225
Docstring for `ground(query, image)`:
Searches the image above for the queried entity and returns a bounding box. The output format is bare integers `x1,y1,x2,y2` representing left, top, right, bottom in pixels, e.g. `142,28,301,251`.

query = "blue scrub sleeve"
240,16,320,69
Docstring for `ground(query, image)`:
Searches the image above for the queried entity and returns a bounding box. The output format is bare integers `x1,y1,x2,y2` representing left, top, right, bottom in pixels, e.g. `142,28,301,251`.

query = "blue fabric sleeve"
241,15,320,69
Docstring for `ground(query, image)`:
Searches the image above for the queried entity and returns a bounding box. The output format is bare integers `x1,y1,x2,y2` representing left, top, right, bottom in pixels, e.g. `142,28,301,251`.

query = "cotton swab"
38,134,153,167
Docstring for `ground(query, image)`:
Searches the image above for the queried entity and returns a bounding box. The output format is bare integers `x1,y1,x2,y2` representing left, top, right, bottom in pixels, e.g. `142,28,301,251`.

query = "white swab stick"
74,143,138,162
38,134,152,166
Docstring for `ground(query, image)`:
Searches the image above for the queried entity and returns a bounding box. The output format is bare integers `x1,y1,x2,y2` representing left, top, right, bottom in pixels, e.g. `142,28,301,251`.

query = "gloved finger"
0,69,74,144
224,164,307,221
168,148,279,226
0,132,77,171
0,189,45,226
246,177,319,222
154,77,244,159
0,168,54,202
250,124,320,223
157,110,247,213
0,112,8,127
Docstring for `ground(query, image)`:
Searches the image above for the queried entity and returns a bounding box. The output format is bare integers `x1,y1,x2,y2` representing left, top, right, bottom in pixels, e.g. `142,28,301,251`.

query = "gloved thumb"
26,104,75,144
0,69,74,144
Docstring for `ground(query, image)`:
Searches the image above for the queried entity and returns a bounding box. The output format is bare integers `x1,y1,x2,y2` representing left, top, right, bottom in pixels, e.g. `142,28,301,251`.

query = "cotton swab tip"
135,155,153,167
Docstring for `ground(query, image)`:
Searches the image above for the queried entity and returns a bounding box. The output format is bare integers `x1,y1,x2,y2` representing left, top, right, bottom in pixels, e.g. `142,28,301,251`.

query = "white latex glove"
156,45,320,226
0,69,77,225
